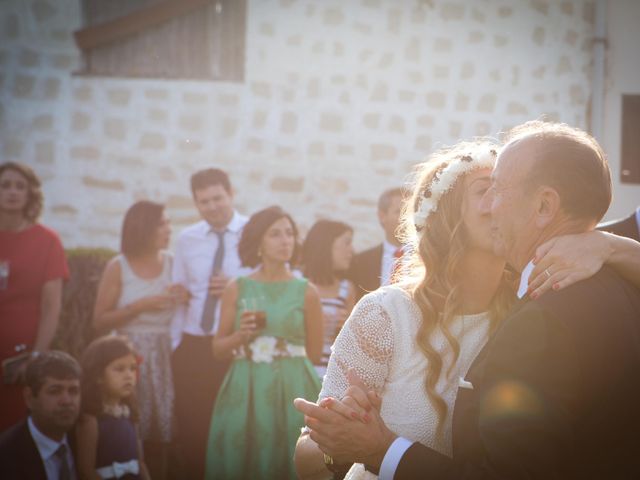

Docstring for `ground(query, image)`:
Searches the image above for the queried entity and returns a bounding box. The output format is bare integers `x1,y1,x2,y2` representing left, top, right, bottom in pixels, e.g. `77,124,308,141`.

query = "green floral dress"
205,277,322,479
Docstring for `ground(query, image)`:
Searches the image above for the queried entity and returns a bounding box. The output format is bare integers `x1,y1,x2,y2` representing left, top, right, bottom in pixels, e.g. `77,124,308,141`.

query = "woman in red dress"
0,162,69,431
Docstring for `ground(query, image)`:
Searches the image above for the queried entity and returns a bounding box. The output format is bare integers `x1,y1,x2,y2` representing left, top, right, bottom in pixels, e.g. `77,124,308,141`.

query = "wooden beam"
74,0,214,51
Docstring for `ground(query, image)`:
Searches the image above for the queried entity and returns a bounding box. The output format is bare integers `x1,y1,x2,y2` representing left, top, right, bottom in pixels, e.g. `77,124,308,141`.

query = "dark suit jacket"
349,244,383,300
396,266,640,479
0,420,47,480
598,213,640,242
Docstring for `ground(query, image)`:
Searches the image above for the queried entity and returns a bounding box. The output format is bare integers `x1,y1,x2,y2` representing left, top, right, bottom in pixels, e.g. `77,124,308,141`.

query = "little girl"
76,335,150,480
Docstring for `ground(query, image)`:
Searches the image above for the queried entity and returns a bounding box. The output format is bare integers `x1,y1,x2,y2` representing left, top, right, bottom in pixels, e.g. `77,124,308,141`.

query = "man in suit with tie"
0,351,81,480
170,168,250,480
298,121,640,479
598,206,640,241
350,187,405,299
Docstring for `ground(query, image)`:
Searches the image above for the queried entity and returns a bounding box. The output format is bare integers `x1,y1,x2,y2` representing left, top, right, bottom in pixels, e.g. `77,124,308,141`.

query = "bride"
293,138,640,479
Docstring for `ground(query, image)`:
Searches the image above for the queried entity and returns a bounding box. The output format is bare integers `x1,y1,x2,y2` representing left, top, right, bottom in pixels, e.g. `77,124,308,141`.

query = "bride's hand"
528,230,613,299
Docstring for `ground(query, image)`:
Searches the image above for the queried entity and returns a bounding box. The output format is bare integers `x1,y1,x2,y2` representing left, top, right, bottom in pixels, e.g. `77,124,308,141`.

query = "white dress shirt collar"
517,260,536,299
28,416,75,480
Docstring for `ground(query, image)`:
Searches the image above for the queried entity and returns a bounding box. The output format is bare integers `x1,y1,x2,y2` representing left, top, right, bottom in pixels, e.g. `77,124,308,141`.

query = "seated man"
0,351,81,480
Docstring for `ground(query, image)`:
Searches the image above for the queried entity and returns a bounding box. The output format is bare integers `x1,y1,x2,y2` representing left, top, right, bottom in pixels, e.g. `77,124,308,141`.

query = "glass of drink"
241,296,267,330
0,260,9,290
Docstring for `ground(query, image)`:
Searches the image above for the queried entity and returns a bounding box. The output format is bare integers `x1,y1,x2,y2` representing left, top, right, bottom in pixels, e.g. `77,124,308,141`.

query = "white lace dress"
319,285,491,479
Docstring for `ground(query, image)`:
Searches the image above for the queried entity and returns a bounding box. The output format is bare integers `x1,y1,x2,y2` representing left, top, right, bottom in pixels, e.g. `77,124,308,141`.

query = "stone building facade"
0,0,607,250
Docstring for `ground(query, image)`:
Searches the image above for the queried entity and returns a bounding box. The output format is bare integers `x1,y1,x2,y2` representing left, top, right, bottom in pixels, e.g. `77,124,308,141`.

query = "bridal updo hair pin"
413,145,497,236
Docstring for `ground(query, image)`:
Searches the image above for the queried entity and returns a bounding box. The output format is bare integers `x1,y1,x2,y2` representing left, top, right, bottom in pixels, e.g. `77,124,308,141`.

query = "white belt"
234,336,307,363
96,459,140,479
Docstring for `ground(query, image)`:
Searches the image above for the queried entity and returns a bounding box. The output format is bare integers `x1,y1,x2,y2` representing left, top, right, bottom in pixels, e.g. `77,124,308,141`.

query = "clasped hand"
293,370,397,468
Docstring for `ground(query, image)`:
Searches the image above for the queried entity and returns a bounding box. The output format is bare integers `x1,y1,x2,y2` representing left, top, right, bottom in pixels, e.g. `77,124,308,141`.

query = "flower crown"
413,146,497,236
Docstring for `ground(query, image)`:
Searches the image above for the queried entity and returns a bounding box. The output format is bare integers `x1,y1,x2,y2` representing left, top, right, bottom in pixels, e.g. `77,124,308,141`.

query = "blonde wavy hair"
397,140,515,436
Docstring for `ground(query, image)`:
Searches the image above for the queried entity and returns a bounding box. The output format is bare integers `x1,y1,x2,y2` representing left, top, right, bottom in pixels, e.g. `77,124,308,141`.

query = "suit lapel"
18,422,48,480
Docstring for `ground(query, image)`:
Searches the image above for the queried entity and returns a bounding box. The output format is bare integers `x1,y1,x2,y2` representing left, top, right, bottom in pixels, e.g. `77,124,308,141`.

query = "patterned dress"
116,253,175,443
315,278,351,379
205,277,322,480
320,285,492,479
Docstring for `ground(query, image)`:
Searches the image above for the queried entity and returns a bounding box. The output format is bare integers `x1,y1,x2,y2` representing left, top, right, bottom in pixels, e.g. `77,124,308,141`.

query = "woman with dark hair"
302,220,356,378
92,200,188,462
205,206,323,479
0,161,69,431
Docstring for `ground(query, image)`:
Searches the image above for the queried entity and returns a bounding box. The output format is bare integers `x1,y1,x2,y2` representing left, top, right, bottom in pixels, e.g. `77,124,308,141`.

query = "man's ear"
23,386,34,409
534,187,561,228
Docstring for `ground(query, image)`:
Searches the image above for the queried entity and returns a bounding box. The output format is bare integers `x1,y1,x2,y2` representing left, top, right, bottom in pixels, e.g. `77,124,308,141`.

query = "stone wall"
0,0,595,250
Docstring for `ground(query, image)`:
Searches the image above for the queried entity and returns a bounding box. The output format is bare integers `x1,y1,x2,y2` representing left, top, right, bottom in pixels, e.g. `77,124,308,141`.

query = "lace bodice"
320,285,491,456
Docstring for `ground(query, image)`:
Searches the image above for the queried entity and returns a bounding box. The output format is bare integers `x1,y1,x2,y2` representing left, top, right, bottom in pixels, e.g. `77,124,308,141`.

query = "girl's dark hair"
302,219,353,285
0,161,44,222
120,200,165,258
80,335,139,421
238,206,300,268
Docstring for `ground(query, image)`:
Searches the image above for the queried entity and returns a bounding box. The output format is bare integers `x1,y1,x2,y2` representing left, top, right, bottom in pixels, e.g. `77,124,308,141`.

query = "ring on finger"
544,268,551,279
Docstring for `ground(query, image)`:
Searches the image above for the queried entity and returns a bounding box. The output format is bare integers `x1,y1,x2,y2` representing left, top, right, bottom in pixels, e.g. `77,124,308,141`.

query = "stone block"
468,31,484,44
145,89,169,100
19,49,40,68
140,133,166,150
167,194,193,209
398,90,416,102
323,7,344,25
363,113,380,130
441,3,465,21
478,94,496,113
33,114,53,131
370,83,388,102
556,56,571,75
319,113,343,133
183,92,207,104
507,101,528,115
489,69,501,82
449,121,462,139
415,135,432,151
417,115,434,127
389,116,405,133
455,93,469,111
252,82,271,98
460,62,474,79
104,118,126,140
337,145,354,156
218,93,239,107
4,14,19,39
532,65,546,79
35,141,55,164
494,35,508,47
32,1,56,22
179,115,204,132
311,41,325,55
498,6,513,17
13,74,36,98
51,204,78,215
426,91,446,109
569,85,585,105
308,142,325,155
471,7,485,22
531,0,549,16
433,65,449,79
281,112,297,134
353,22,372,35
221,118,238,138
475,121,491,136
387,8,401,34
148,108,168,122
339,92,350,105
247,138,262,153
565,30,578,46
286,35,302,46
107,89,131,106
271,176,304,193
276,146,295,158
259,22,274,36
43,77,60,99
82,176,125,191
434,37,452,53
53,54,73,69
178,139,202,152
405,37,420,62
71,146,100,161
371,144,396,162
532,27,545,46
159,167,177,181
3,139,23,157
333,42,344,56
73,86,91,101
72,111,90,131
307,79,320,98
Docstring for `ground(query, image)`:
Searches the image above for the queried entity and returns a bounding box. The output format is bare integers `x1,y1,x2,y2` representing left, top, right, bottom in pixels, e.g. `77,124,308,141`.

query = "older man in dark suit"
298,121,640,479
0,351,81,480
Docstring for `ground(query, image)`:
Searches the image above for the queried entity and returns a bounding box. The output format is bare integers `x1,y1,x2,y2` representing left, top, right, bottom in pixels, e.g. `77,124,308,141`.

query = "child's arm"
75,414,101,480
136,425,151,480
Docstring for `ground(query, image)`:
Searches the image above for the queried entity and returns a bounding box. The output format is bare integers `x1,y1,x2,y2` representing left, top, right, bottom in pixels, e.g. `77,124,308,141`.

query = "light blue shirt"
378,436,414,480
27,416,76,480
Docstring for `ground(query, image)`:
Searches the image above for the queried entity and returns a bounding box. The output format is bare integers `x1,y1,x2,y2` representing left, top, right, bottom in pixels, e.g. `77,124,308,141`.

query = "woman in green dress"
205,206,323,479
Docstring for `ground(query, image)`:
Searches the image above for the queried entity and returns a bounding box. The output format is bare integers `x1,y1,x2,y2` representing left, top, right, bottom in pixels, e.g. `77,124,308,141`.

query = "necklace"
103,403,130,418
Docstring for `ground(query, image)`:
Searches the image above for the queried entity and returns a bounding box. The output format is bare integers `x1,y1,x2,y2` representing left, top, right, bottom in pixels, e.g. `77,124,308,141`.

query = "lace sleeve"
319,292,394,401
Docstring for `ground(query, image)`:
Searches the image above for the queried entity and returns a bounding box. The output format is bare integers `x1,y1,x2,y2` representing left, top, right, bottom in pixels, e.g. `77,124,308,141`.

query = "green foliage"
52,247,117,358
